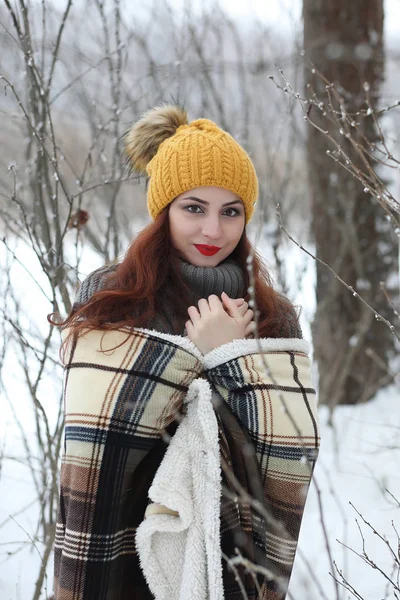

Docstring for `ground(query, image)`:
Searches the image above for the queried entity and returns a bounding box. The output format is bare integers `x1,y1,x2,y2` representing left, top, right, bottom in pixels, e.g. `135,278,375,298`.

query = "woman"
50,105,320,600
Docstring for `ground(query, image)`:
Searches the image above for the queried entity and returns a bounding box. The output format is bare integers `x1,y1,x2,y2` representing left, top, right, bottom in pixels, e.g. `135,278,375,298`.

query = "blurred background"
0,0,400,598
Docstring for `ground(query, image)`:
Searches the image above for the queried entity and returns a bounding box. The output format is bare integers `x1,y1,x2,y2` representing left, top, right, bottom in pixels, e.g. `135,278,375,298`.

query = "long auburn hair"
48,205,299,362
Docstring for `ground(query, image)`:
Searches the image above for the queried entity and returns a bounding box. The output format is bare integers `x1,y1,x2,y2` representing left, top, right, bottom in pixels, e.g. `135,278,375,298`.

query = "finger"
221,291,240,318
208,294,223,312
221,292,244,305
222,297,245,315
224,296,246,308
229,297,245,306
245,321,256,336
236,301,248,317
228,302,248,318
243,309,254,324
197,297,210,317
187,305,201,324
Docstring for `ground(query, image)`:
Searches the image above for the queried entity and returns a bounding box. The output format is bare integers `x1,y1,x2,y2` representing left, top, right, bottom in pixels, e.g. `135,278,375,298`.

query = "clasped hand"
185,291,255,355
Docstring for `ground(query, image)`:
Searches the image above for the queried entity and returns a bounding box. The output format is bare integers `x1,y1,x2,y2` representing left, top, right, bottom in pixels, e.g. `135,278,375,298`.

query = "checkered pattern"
53,330,320,600
54,327,203,599
204,338,320,599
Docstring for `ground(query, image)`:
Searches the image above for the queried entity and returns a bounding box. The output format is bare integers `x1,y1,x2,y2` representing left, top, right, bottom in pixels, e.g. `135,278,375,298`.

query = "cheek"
170,214,195,244
229,221,245,243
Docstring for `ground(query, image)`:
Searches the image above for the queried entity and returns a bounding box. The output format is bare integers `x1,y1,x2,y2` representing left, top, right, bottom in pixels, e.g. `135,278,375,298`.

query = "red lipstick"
194,244,221,256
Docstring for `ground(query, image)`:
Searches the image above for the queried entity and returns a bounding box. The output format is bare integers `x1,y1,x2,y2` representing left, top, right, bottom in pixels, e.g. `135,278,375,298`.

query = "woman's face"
168,186,246,267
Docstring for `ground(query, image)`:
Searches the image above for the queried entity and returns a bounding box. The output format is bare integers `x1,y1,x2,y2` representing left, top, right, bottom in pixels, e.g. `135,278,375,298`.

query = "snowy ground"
293,384,400,599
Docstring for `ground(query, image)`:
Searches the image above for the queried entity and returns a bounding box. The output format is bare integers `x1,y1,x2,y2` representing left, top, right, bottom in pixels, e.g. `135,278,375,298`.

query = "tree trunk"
303,0,396,405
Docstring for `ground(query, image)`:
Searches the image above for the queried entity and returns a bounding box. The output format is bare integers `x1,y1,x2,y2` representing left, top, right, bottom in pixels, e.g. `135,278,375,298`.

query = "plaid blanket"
205,338,320,599
53,328,320,600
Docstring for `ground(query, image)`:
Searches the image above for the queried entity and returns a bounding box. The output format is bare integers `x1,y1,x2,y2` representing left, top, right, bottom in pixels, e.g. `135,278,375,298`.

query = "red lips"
194,244,221,256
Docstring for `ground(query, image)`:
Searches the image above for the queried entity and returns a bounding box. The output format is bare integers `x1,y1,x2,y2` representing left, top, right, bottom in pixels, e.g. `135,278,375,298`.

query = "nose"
201,216,222,240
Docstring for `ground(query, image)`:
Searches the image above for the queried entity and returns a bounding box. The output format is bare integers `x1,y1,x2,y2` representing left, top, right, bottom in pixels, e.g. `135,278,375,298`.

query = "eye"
223,207,241,217
183,204,242,217
184,205,204,214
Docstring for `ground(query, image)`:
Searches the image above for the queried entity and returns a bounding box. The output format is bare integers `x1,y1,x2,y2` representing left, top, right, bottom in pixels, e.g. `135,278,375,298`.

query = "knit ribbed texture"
73,260,303,338
74,260,244,309
146,119,258,224
73,260,245,334
179,258,245,300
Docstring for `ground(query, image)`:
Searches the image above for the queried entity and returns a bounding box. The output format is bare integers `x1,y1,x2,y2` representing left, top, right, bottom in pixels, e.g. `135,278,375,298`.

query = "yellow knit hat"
124,105,258,224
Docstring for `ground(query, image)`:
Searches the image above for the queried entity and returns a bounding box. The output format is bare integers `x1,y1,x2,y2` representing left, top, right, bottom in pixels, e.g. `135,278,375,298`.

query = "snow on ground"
294,383,400,599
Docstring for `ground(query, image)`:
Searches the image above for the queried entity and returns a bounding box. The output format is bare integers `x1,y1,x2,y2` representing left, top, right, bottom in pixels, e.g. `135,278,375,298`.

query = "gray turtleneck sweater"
73,259,302,338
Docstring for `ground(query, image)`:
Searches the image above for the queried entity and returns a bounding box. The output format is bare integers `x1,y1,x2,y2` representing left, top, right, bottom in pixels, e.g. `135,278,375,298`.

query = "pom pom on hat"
124,104,258,224
124,104,188,172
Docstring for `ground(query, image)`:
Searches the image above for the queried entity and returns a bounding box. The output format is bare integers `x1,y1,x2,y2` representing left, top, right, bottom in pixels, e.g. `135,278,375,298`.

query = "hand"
221,293,256,338
185,292,254,354
223,296,245,312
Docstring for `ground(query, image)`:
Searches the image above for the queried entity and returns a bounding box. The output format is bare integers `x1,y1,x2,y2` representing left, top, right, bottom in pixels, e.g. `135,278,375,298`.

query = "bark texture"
303,0,396,405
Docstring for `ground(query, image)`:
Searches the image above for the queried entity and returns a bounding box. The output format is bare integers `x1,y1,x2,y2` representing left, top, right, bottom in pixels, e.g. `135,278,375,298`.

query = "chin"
193,254,224,268
179,247,227,267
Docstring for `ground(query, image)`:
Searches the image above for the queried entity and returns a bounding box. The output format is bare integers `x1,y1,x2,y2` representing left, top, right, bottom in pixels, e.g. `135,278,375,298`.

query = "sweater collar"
178,257,245,300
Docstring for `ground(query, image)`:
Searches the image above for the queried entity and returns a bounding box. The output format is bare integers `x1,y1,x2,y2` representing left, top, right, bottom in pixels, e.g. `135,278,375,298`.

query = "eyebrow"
180,196,243,208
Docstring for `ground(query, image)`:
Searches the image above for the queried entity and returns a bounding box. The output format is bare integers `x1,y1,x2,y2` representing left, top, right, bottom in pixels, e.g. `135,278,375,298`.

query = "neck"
146,257,246,335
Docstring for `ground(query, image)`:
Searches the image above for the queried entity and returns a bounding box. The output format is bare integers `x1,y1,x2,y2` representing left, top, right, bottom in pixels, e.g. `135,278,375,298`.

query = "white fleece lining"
134,327,204,361
135,377,224,600
203,337,310,370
